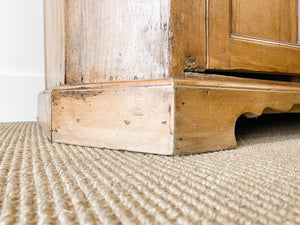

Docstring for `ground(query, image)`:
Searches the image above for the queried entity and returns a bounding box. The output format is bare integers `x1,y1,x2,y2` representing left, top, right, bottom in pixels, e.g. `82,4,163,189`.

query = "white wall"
0,0,45,122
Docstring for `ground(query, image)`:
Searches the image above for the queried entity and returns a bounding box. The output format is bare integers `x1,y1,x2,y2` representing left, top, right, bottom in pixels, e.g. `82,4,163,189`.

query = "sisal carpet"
0,115,300,225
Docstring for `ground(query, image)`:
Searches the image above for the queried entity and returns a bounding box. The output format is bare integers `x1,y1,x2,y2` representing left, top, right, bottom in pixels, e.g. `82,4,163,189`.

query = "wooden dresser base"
38,74,300,155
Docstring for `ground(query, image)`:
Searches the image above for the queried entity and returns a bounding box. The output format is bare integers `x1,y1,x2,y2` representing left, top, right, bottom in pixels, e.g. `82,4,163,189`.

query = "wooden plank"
174,79,300,155
64,0,82,84
44,0,65,89
186,72,300,87
38,91,52,140
169,0,185,77
64,0,185,84
230,36,300,75
207,0,230,69
184,0,206,72
231,0,298,43
54,78,174,91
39,76,300,155
179,75,300,92
298,0,300,44
51,81,175,155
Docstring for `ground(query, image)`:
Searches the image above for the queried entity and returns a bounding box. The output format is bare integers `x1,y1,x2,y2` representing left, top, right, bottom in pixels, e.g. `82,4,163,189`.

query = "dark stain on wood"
124,120,130,125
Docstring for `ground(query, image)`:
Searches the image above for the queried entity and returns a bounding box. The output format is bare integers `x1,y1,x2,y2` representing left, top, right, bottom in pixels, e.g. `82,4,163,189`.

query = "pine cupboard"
39,0,300,155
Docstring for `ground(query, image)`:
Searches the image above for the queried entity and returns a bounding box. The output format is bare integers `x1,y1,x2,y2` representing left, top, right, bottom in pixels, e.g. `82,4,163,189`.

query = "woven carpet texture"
0,115,299,224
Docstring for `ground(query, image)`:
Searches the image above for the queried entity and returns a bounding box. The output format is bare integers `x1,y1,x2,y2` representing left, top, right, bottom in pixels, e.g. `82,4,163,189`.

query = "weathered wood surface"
44,0,208,86
184,0,206,72
38,75,300,155
174,77,300,155
230,36,300,74
44,0,300,84
51,81,175,155
207,0,230,70
65,0,185,84
298,0,300,44
208,0,300,75
44,0,65,89
38,91,52,140
231,0,298,43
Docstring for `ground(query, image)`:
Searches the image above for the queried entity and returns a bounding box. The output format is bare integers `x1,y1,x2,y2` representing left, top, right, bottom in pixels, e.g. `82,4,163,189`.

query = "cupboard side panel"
65,0,177,83
44,0,65,89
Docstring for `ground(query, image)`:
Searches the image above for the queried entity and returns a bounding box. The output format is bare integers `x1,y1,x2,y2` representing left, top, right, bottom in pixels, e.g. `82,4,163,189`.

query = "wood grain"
169,0,185,77
38,75,300,155
44,0,65,89
207,0,230,69
184,0,206,72
298,0,300,44
38,91,52,140
64,0,82,84
64,0,185,84
230,36,300,75
51,81,175,155
174,77,300,155
231,0,298,43
207,0,300,75
186,72,300,87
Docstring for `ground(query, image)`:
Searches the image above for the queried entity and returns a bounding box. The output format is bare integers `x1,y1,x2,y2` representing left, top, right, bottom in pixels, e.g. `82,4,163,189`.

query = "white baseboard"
0,75,44,122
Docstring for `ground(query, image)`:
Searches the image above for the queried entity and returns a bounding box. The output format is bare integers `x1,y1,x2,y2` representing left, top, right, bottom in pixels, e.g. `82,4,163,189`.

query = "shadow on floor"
235,113,300,146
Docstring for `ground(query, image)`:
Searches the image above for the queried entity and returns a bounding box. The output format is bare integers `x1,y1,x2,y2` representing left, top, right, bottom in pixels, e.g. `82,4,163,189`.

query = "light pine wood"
38,90,52,139
230,36,300,74
298,1,300,44
208,0,300,75
169,0,185,76
186,72,300,87
51,81,175,155
174,78,300,155
44,0,300,81
44,0,65,89
40,0,300,155
207,0,230,70
184,0,206,72
39,75,300,155
64,0,185,84
231,0,298,43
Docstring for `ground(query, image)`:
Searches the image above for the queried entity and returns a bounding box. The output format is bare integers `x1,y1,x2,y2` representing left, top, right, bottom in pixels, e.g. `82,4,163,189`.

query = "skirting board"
38,74,300,155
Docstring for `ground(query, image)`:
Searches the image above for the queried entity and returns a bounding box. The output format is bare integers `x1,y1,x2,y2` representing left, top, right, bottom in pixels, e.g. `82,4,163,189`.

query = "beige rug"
0,115,299,224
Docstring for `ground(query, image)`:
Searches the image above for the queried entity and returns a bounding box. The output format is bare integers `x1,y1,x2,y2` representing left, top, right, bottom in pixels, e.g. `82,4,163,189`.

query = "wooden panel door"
208,0,300,75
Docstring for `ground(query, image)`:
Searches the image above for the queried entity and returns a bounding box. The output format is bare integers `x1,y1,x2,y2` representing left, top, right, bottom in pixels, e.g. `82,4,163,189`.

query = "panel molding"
230,38,300,74
231,34,300,49
208,0,300,75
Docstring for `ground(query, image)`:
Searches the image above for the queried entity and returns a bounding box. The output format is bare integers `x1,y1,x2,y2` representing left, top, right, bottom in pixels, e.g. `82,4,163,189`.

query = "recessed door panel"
208,0,300,75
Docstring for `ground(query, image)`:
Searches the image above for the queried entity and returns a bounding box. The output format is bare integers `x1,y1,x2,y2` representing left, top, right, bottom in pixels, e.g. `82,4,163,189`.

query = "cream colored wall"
0,0,44,121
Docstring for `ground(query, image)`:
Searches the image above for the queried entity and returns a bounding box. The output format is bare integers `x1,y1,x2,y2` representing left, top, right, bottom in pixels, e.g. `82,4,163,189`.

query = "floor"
0,114,299,224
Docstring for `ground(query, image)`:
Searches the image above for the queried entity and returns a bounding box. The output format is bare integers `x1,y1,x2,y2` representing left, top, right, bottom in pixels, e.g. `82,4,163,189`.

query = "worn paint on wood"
44,0,65,89
51,81,175,155
184,0,206,72
38,90,52,140
38,75,300,155
65,0,185,84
